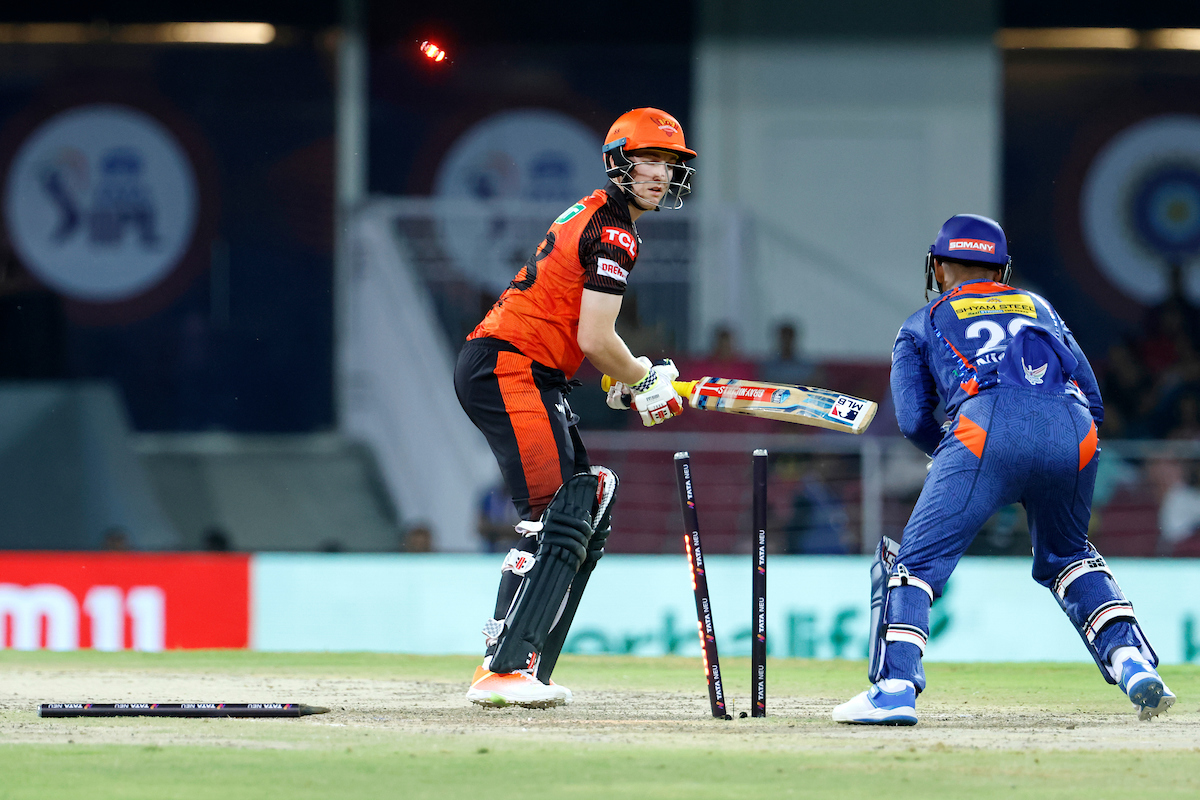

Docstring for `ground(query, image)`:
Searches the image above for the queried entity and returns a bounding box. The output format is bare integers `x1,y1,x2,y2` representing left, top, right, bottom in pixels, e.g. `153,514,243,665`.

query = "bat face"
689,377,877,434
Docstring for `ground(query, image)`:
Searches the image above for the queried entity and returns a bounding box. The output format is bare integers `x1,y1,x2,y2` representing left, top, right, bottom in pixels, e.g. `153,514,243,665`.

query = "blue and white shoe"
1119,659,1176,721
832,679,918,725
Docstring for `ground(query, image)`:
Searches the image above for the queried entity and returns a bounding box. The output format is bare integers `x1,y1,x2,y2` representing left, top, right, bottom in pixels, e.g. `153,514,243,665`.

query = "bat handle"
600,374,698,398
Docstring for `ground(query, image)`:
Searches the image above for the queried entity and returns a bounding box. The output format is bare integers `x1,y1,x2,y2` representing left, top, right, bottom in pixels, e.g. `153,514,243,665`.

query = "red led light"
420,41,446,62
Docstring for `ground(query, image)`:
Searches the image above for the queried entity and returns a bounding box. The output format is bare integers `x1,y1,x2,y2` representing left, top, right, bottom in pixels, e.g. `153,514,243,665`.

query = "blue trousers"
883,385,1137,686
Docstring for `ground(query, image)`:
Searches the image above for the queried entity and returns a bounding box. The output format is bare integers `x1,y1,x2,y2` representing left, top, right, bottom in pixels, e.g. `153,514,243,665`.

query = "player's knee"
539,472,598,564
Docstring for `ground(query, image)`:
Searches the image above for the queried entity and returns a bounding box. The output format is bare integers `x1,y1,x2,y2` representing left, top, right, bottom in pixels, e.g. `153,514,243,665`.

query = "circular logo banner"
1080,114,1200,306
4,104,199,302
432,109,603,291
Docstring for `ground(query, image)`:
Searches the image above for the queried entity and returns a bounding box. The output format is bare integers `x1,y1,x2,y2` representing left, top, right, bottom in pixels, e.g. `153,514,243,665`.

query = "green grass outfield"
1,651,1198,800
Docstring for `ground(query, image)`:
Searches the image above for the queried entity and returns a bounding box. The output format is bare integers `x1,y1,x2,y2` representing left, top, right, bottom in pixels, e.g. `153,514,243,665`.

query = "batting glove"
606,357,651,410
629,358,683,427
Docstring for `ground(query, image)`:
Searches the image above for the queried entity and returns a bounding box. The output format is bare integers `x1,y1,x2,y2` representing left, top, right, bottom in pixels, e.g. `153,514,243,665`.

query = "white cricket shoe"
1119,659,1176,721
466,666,570,709
548,679,573,704
832,679,918,725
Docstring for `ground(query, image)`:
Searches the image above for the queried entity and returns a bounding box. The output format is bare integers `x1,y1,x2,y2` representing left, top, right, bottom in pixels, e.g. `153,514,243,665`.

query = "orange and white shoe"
466,666,570,709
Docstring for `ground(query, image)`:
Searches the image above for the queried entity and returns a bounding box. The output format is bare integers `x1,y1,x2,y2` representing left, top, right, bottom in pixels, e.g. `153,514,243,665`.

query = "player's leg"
490,470,597,674
1026,402,1173,719
837,395,1011,724
499,404,621,688
455,343,578,706
471,360,606,685
537,453,618,681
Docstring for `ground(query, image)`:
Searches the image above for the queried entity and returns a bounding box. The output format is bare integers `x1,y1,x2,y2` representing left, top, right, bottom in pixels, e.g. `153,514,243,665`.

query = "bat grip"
600,374,698,398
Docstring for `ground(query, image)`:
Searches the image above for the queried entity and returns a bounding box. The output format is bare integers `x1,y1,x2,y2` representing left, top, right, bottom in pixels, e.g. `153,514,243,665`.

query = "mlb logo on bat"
828,396,864,421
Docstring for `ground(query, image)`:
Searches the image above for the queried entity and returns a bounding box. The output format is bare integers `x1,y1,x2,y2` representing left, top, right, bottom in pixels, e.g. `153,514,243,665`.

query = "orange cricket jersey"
468,184,639,379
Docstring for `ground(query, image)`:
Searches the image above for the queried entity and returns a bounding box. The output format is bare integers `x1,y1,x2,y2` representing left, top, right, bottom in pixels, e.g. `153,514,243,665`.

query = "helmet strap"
924,251,938,302
999,257,1013,285
603,145,644,208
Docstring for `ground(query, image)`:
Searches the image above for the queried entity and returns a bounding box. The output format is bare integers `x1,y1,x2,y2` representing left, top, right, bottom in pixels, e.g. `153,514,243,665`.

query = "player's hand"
629,358,683,426
606,357,651,410
606,381,632,410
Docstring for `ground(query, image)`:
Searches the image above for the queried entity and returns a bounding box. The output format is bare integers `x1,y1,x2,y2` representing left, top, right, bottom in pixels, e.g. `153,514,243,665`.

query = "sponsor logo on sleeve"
601,226,638,258
947,238,996,255
828,396,864,422
596,257,628,283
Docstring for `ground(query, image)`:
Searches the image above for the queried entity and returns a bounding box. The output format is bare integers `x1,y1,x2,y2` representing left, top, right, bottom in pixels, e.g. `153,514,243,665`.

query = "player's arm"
891,329,942,456
578,289,682,426
1064,327,1104,426
578,289,645,384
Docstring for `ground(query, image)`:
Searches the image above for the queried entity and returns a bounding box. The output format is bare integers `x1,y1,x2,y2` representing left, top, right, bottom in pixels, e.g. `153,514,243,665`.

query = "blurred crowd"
1098,272,1200,440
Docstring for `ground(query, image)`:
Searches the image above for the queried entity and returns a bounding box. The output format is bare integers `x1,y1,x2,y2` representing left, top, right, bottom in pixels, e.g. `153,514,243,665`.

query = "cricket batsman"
834,214,1175,725
454,108,695,707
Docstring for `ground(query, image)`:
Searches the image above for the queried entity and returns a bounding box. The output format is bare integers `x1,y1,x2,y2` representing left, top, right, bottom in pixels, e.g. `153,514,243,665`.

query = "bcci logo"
828,395,864,422
3,104,198,303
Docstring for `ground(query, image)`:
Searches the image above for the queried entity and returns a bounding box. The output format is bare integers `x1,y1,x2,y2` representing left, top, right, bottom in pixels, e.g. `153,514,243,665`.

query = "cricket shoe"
832,679,918,725
548,679,573,704
1119,659,1176,721
466,666,570,709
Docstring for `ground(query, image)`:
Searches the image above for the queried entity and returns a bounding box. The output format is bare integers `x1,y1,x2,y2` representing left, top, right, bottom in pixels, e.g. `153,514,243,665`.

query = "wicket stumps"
675,449,770,720
752,448,768,717
673,451,729,720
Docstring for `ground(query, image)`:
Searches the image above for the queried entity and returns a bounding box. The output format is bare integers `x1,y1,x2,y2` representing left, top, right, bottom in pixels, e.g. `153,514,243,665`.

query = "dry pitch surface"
1,652,1197,749
1,652,1198,799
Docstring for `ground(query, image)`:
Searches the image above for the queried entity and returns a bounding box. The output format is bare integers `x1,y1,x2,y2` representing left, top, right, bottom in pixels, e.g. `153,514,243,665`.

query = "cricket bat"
601,374,877,434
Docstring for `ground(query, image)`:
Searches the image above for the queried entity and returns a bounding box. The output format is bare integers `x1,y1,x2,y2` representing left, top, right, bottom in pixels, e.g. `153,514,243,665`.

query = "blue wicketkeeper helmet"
925,214,1013,298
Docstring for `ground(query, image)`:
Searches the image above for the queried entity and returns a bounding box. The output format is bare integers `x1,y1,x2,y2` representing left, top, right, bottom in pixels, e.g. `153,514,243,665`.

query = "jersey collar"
602,182,634,222
949,279,1011,295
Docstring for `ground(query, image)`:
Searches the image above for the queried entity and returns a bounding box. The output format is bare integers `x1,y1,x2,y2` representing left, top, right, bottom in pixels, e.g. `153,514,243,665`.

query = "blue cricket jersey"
891,279,1103,456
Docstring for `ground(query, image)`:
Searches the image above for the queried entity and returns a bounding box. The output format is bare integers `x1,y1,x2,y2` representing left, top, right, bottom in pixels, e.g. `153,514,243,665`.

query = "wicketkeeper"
455,108,695,707
834,214,1175,725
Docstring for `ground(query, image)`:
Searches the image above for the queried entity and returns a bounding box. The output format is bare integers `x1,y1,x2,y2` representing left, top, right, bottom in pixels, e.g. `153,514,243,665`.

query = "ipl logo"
4,104,198,303
42,147,160,246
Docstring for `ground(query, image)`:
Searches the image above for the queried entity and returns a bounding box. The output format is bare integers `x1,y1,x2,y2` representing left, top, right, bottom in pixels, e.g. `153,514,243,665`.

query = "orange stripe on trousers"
954,414,987,458
495,351,562,513
1079,420,1098,471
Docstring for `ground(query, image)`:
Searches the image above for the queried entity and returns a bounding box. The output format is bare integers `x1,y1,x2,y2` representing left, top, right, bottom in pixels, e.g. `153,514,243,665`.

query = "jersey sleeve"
1064,326,1104,426
581,225,636,295
891,327,943,456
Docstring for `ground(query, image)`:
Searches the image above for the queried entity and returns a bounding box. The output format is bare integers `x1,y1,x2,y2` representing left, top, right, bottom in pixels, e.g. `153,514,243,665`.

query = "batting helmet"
925,214,1013,298
602,108,696,210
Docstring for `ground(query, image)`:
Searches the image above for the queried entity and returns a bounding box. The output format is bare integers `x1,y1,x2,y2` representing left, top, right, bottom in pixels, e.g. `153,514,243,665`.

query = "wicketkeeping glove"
629,358,683,427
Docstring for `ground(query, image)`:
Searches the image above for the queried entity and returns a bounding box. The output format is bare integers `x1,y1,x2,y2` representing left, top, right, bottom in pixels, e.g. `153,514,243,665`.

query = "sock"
1110,646,1143,671
878,678,914,692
